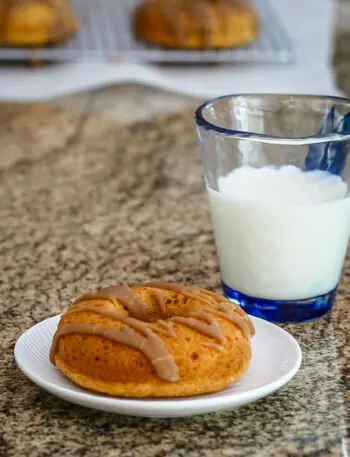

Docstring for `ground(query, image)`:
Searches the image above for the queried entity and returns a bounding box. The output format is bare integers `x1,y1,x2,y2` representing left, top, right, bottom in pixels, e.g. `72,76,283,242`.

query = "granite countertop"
334,1,350,97
1,7,350,456
0,101,349,457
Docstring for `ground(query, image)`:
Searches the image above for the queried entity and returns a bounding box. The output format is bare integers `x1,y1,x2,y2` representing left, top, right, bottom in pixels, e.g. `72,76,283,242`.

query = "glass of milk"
195,94,350,323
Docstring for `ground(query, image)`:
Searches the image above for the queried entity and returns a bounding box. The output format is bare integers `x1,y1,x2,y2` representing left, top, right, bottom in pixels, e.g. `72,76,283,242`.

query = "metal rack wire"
0,0,295,63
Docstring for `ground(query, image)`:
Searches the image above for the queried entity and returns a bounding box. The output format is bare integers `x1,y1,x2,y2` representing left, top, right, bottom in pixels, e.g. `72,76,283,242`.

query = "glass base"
222,283,336,323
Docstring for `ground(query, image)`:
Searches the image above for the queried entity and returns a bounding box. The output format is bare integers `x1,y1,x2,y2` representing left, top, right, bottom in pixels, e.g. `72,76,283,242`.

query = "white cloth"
0,0,340,101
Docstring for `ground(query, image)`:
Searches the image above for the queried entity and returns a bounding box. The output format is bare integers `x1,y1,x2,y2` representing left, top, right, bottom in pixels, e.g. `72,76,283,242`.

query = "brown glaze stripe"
199,290,255,336
144,282,221,308
149,288,168,319
202,342,224,351
50,304,179,382
73,285,150,322
146,282,254,336
147,323,170,337
171,310,226,344
202,306,250,337
199,289,247,317
68,303,175,339
65,304,126,319
157,320,176,337
148,320,176,338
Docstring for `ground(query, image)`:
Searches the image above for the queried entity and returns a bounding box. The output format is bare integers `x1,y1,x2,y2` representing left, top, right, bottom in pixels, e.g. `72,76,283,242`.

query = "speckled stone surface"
0,103,348,457
334,2,350,97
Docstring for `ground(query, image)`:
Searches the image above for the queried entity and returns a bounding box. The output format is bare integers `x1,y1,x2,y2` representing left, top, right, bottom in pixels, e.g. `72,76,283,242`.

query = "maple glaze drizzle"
73,285,150,322
150,288,168,319
171,311,226,344
148,320,176,338
50,282,254,382
202,342,224,351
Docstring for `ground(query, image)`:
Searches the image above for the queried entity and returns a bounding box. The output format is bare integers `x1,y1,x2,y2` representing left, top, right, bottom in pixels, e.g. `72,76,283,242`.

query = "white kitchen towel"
0,0,341,101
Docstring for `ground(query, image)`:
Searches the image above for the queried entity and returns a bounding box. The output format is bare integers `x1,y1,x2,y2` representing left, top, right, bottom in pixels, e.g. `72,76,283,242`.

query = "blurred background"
0,0,349,121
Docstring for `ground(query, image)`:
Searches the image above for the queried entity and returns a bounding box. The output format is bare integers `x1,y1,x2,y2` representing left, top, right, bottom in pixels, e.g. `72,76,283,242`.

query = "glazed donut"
50,283,254,398
1,0,77,47
133,0,259,50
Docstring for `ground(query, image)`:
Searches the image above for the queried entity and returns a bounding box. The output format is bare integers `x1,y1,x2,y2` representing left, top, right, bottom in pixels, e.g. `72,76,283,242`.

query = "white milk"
208,165,350,300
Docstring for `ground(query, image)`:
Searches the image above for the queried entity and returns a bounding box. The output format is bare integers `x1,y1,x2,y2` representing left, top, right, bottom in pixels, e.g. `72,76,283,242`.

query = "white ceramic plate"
14,315,302,418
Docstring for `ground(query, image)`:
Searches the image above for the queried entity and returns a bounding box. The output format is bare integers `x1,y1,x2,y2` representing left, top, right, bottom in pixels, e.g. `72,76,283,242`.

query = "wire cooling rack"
0,0,295,63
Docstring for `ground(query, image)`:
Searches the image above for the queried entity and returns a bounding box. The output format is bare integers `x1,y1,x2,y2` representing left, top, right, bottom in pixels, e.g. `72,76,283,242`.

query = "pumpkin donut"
50,283,254,398
1,0,77,47
133,0,259,50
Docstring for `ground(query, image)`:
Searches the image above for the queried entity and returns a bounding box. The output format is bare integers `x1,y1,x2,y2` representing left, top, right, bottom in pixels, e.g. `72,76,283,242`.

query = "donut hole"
191,352,199,361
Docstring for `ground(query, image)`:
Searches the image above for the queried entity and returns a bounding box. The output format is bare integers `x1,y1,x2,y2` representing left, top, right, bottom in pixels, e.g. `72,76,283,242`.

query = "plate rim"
14,315,302,416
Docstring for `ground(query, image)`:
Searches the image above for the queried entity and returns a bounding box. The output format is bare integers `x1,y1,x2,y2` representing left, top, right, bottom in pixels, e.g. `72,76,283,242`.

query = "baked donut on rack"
133,0,259,50
50,283,254,398
0,0,77,46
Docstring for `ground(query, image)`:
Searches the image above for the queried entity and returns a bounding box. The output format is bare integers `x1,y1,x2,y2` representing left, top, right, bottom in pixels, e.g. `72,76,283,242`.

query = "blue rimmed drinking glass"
195,94,350,323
